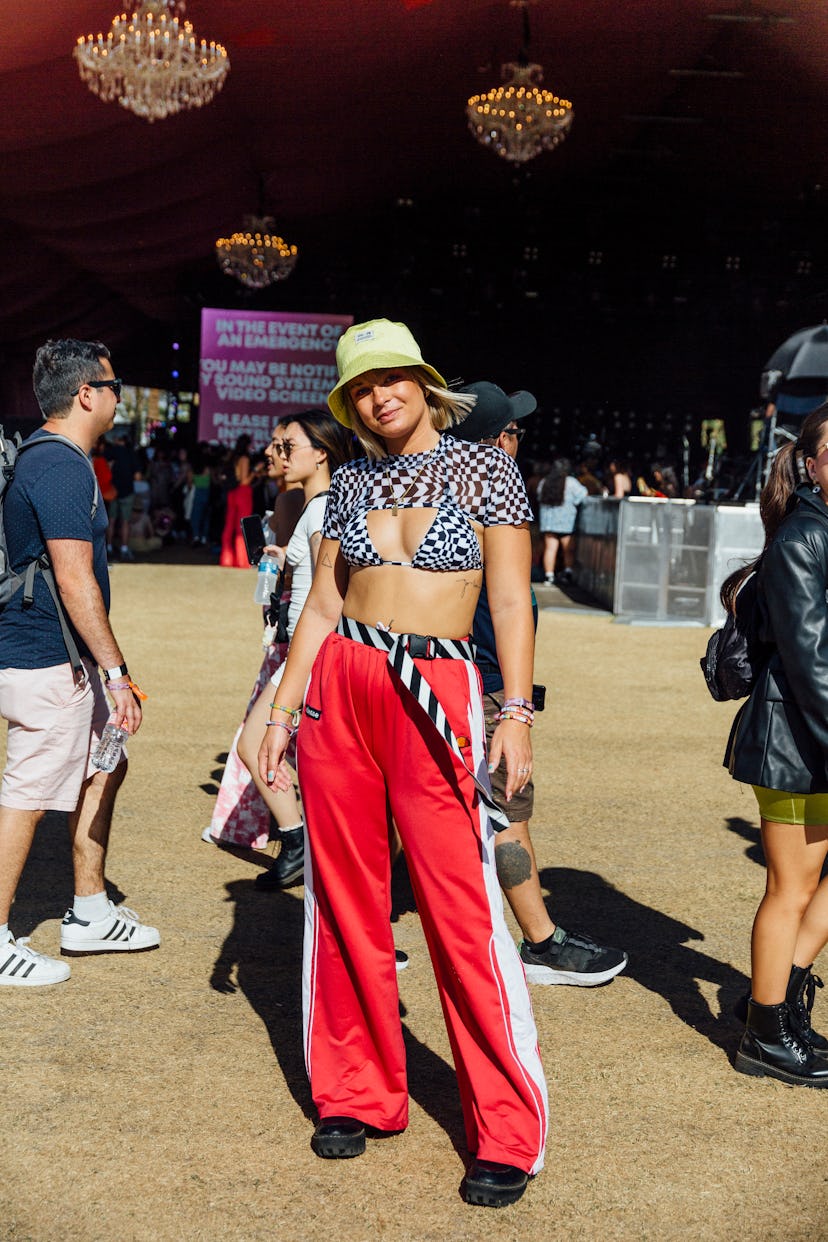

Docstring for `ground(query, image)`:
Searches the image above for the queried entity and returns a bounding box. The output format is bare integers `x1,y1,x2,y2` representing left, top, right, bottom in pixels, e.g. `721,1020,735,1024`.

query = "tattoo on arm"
320,551,333,568
494,841,533,890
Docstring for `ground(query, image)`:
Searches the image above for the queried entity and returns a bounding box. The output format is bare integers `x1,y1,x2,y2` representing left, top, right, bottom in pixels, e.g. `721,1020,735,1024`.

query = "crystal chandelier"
215,217,299,289
74,1,229,123
466,0,573,164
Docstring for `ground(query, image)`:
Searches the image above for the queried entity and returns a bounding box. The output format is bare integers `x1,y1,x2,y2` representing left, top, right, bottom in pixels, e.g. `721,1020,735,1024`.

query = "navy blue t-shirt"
0,429,109,669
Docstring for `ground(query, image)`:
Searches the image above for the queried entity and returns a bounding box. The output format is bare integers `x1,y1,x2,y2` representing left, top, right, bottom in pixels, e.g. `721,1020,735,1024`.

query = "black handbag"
700,573,769,701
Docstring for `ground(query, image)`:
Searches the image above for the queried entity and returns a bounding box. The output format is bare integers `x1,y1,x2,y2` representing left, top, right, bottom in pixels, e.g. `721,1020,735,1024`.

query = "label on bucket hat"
353,329,375,343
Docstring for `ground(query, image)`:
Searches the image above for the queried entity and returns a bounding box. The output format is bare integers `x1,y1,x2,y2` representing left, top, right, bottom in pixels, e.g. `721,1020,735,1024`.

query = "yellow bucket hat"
328,319,447,427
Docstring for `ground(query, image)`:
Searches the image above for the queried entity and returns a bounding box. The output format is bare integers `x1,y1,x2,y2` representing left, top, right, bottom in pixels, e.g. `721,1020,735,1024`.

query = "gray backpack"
0,426,100,677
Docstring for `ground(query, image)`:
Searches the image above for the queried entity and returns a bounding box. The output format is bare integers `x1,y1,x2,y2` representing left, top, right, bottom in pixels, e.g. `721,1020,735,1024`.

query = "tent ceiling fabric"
0,0,825,398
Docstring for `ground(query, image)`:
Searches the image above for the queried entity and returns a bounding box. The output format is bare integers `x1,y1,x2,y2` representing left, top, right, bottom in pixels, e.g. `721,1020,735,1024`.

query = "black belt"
336,617,509,832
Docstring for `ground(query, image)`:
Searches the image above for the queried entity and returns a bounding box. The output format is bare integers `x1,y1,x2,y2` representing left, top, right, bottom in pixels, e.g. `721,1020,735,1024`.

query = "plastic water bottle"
91,722,129,773
254,557,279,605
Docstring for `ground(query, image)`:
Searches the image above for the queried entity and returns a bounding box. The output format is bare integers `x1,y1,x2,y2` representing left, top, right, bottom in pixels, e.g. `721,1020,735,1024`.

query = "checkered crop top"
322,434,533,572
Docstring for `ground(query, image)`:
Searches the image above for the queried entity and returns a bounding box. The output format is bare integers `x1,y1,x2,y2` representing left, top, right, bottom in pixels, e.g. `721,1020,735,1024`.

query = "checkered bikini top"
323,434,533,571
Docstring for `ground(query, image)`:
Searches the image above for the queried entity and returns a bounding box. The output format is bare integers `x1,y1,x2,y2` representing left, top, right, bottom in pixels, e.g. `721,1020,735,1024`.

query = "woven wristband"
269,702,301,726
502,696,535,712
497,710,534,727
106,677,148,701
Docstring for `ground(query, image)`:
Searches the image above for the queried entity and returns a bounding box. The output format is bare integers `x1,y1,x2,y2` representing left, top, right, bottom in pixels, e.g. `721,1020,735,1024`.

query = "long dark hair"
720,402,828,612
539,458,571,507
281,408,354,475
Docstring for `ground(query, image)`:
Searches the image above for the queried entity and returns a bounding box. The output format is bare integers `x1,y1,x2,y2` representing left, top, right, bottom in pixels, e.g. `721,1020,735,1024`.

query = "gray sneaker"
0,936,71,986
520,928,628,987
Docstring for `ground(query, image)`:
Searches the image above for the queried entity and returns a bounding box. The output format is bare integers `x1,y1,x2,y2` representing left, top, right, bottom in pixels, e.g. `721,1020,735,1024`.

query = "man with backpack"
0,339,159,988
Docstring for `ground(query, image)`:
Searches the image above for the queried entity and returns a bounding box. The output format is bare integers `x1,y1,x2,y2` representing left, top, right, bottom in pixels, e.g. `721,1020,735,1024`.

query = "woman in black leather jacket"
722,403,828,1088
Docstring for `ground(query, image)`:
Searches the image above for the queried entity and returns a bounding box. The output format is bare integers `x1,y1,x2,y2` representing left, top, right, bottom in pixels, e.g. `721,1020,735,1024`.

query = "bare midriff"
344,564,484,637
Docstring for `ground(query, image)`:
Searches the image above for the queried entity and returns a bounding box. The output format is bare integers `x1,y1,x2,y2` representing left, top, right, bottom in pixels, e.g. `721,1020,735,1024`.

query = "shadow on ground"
210,870,468,1156
210,878,313,1118
537,865,750,1055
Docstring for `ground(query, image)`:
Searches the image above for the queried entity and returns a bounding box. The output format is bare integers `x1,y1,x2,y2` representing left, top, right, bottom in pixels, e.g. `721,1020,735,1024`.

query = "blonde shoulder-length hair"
343,366,477,461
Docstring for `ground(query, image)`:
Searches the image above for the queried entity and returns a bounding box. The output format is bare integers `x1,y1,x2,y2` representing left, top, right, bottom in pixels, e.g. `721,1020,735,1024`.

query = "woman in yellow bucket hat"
258,319,548,1207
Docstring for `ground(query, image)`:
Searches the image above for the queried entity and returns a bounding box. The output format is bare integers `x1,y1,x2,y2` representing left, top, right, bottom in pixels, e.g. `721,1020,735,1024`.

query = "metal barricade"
573,497,764,625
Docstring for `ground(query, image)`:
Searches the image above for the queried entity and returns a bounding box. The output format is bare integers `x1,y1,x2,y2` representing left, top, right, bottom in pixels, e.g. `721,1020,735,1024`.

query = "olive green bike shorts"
752,785,828,826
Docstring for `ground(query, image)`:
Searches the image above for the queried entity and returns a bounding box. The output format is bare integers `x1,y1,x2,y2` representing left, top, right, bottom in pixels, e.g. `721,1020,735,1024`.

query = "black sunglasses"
502,426,527,441
71,378,123,401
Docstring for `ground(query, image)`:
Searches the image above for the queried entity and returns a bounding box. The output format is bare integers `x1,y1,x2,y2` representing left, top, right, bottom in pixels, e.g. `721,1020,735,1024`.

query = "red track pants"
297,629,548,1174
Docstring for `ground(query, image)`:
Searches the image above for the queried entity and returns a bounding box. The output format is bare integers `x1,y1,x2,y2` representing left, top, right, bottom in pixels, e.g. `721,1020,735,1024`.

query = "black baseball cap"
452,380,536,442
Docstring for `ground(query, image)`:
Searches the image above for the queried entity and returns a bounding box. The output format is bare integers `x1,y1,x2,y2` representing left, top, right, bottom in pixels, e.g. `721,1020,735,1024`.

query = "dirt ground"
1,561,826,1242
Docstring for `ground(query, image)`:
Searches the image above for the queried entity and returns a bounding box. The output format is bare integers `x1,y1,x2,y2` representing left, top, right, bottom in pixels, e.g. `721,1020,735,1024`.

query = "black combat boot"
786,964,828,1052
255,825,304,889
734,999,828,1087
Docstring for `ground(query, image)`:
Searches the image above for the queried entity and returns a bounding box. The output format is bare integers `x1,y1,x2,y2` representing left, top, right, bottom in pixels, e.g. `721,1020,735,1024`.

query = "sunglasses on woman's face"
273,440,315,460
502,426,526,441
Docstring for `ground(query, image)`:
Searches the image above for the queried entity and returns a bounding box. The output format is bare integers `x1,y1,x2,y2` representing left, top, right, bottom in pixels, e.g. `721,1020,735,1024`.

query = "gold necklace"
385,444,439,517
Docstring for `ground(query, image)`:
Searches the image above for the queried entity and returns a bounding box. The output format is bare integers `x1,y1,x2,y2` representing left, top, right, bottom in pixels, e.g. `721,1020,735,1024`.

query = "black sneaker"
520,928,628,987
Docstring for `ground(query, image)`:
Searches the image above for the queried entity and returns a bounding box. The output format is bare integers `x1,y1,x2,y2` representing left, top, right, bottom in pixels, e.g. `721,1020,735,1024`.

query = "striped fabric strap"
337,617,510,832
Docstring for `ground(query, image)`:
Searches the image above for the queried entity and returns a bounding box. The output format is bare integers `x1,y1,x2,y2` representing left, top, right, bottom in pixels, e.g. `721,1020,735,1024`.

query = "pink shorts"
0,659,119,811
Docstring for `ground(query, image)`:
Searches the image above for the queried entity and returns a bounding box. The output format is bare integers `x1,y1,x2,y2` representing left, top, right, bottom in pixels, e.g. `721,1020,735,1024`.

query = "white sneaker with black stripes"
0,936,71,986
60,902,160,956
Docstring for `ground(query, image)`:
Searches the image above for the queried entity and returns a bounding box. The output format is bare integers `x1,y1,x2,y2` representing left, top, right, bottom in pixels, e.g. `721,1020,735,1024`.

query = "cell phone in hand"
240,514,265,565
